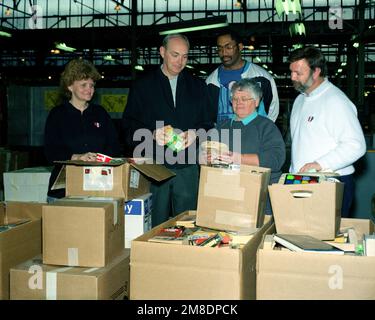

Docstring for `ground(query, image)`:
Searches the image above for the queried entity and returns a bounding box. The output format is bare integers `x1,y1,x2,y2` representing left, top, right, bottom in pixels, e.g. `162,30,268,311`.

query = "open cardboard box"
130,211,274,300
256,218,375,300
53,159,175,200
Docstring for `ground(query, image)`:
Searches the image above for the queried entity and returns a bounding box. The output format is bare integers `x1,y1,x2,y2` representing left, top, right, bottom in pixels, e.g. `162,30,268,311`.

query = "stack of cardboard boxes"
3,157,375,300
0,202,43,299
10,197,130,300
257,175,375,299
8,159,174,300
130,164,275,300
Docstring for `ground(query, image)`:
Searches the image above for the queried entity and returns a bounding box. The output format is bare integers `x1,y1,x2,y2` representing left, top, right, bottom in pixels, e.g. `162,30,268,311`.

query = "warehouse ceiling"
0,0,374,93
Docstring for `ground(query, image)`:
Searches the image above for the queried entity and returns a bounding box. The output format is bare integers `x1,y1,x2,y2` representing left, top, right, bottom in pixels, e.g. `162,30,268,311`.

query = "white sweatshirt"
290,79,366,176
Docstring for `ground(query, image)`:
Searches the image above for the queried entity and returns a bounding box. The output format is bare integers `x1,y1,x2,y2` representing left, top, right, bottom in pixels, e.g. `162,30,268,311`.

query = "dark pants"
150,165,199,227
337,174,354,218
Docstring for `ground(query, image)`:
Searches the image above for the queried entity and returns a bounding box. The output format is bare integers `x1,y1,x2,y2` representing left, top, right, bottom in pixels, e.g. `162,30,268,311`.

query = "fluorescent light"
185,65,194,69
292,43,303,49
341,62,347,66
0,31,12,37
134,65,144,71
160,22,228,35
262,64,268,69
337,68,343,73
254,57,262,63
199,70,207,75
275,0,301,17
353,42,359,48
159,16,228,36
55,42,76,52
104,55,115,61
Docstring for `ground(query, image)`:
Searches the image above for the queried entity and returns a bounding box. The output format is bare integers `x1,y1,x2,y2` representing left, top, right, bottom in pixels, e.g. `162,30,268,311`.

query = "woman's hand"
217,151,242,164
71,152,97,161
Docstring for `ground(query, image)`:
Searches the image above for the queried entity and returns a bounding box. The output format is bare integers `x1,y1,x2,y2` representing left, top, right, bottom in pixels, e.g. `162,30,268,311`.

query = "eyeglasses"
216,43,238,52
231,97,255,104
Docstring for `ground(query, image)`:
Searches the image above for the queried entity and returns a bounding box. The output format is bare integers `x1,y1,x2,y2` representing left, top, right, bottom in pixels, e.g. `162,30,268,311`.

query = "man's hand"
180,130,197,149
154,125,173,146
299,161,322,173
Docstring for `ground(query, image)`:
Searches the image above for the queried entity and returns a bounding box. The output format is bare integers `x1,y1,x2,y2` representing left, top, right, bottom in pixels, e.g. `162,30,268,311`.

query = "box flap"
51,166,66,190
55,159,126,167
196,165,270,231
0,203,5,224
130,163,175,182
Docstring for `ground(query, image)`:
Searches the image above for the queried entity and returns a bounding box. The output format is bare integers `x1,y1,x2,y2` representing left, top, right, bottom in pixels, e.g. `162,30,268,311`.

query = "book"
273,234,344,255
147,226,186,244
176,215,196,228
197,233,223,247
226,227,258,245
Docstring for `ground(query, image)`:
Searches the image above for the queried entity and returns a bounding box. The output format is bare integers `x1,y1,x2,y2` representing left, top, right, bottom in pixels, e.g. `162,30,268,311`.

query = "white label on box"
130,169,140,188
83,167,113,191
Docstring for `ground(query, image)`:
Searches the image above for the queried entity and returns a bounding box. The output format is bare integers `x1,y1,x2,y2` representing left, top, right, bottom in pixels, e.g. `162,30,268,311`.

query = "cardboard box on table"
4,166,52,203
0,202,43,300
268,179,344,240
130,211,275,300
256,218,375,300
10,249,130,300
43,197,124,268
53,159,174,200
124,193,152,248
196,165,271,231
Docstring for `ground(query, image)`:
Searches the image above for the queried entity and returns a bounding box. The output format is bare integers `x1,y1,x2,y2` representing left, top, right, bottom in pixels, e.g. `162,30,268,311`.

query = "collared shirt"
231,111,258,126
161,65,178,107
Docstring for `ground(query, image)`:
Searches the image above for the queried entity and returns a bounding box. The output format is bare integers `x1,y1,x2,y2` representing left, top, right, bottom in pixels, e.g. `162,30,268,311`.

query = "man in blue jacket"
206,30,279,126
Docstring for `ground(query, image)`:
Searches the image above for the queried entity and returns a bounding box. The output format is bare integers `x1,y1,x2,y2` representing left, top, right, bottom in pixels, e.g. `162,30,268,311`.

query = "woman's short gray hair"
230,78,263,101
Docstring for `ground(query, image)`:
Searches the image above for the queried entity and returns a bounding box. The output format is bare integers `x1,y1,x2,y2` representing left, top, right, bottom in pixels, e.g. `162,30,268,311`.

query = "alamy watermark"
328,6,343,30
132,121,242,165
28,5,43,29
328,264,343,290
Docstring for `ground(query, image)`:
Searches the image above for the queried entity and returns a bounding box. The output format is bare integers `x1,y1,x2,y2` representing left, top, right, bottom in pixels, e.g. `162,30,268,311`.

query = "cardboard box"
196,165,271,231
269,180,344,240
256,218,375,300
124,193,152,248
130,211,274,300
54,159,175,200
0,202,43,300
43,197,124,268
4,166,52,203
10,249,130,300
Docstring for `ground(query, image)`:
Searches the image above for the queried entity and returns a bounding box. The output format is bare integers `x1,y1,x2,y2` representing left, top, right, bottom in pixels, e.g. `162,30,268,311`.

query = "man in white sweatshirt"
288,46,366,217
